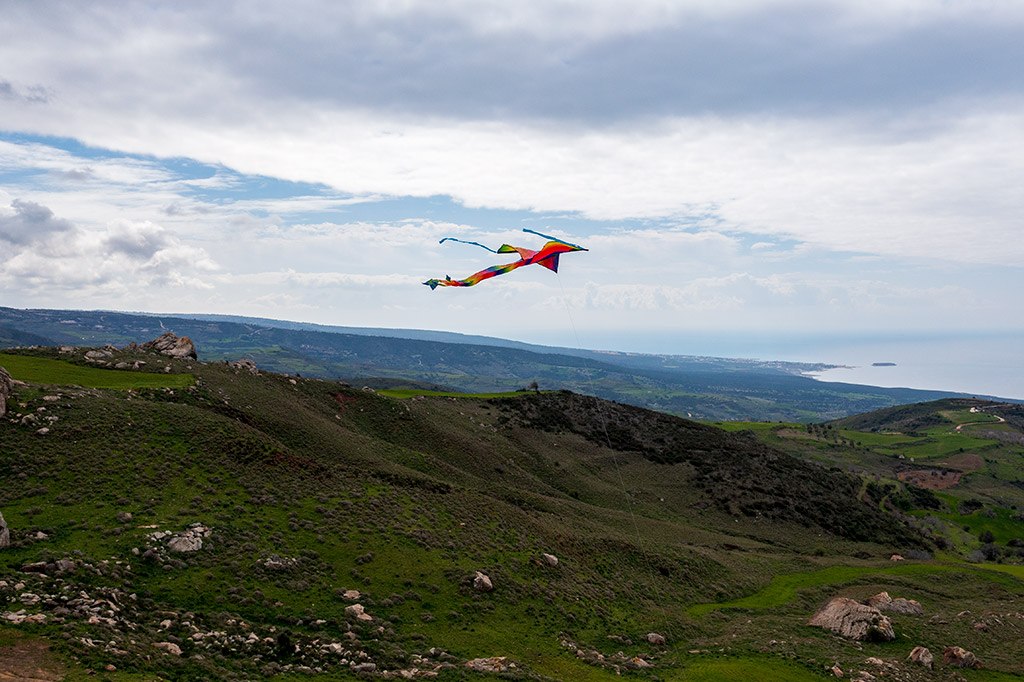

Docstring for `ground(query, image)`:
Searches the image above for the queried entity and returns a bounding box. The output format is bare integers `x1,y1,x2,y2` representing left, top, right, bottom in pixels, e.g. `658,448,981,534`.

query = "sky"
1,0,1023,360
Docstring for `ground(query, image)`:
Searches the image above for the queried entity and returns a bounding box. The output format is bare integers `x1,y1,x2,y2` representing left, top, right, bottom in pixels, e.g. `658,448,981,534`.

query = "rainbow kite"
424,229,587,290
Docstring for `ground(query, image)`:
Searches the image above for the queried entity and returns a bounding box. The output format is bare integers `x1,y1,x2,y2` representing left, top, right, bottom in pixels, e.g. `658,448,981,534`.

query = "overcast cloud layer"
1,0,1022,356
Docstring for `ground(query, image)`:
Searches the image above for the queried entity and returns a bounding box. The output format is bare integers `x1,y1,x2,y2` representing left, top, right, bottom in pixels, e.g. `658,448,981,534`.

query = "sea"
798,334,1024,401
578,331,1024,401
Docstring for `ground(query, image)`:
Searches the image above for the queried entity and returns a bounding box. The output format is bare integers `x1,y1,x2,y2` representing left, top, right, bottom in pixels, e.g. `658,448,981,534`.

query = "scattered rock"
229,358,260,374
0,510,9,549
85,349,113,361
831,663,844,677
116,511,133,524
465,657,514,673
154,641,183,656
0,366,12,417
889,554,904,561
345,604,373,621
167,527,207,552
907,646,933,670
541,553,559,567
808,597,895,641
472,571,493,592
140,333,197,360
262,554,298,571
352,662,377,673
646,632,666,645
942,646,979,668
342,589,361,601
863,592,924,616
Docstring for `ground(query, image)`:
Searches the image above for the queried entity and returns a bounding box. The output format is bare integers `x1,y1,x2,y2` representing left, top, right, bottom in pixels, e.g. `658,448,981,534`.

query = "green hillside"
0,306,989,422
2,345,1023,681
714,399,1024,557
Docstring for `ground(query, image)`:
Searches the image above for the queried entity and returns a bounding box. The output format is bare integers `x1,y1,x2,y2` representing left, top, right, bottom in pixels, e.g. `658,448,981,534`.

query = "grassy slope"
0,353,194,390
1,349,1023,681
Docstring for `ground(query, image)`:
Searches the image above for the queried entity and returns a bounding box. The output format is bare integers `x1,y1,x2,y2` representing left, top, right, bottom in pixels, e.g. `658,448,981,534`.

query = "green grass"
671,658,825,682
911,507,1024,545
940,409,1002,424
0,353,194,390
685,562,1009,616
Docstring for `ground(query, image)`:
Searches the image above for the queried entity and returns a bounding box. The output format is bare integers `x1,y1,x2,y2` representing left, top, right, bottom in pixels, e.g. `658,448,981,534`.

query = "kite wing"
424,229,586,289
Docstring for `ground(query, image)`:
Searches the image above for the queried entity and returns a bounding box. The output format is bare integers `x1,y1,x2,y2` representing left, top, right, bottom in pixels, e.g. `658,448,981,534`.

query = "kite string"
554,275,651,563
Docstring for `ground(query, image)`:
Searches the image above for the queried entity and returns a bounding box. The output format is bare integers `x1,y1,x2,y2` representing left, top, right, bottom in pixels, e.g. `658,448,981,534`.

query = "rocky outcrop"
808,597,895,641
907,646,933,669
0,510,10,549
229,358,259,374
345,604,373,621
146,523,211,556
942,646,980,668
0,366,12,417
153,641,183,656
465,657,515,673
140,333,197,360
864,592,924,616
472,571,493,592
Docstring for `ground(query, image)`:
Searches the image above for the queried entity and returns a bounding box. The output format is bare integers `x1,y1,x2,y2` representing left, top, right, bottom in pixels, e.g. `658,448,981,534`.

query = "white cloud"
0,200,217,297
0,199,74,246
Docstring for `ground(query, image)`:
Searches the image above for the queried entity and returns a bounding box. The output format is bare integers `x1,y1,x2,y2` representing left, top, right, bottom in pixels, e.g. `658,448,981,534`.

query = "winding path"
954,406,1006,432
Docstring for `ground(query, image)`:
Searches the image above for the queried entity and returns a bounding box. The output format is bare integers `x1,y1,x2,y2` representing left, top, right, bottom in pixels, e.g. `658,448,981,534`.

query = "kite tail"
521,228,587,251
438,237,499,253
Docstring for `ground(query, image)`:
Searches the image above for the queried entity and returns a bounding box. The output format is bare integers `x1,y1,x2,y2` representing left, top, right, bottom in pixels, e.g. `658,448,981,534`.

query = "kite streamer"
424,229,586,290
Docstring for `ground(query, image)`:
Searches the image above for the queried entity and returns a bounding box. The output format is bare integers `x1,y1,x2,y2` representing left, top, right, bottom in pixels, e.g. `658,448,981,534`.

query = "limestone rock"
154,641,183,656
154,523,211,553
646,632,666,645
465,657,513,673
0,510,9,549
167,535,202,552
541,553,559,567
808,597,895,641
345,603,374,621
473,571,493,591
0,366,11,418
864,591,924,616
942,646,980,668
907,646,933,670
229,358,259,374
141,333,197,359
